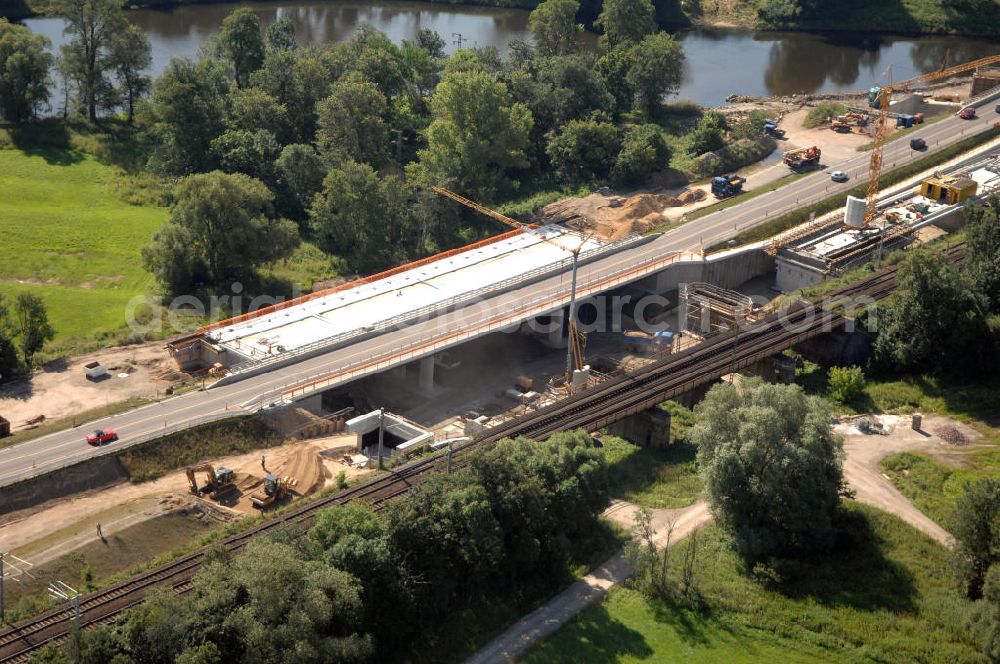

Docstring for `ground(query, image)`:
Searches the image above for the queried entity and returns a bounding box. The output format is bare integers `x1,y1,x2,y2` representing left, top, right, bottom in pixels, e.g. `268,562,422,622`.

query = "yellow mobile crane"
432,186,590,387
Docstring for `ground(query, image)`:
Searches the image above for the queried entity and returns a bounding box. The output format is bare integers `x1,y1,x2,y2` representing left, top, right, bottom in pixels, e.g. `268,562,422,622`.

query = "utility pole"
1,552,5,624
564,249,581,386
377,407,385,470
452,32,465,49
447,439,453,474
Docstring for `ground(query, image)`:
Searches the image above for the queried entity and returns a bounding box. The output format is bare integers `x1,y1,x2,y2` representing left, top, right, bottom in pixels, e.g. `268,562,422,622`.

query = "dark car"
86,429,118,445
910,137,927,151
995,104,1000,114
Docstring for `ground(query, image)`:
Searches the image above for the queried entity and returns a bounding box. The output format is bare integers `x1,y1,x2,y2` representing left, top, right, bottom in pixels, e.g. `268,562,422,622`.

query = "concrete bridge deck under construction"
2,92,999,489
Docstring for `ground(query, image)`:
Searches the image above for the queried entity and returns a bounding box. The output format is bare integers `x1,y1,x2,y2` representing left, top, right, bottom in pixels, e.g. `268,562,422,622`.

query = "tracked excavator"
185,464,235,495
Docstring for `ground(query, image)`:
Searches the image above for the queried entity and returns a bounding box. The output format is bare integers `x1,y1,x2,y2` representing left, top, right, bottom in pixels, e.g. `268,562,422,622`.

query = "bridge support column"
297,393,323,416
546,309,566,348
419,355,435,393
604,408,671,448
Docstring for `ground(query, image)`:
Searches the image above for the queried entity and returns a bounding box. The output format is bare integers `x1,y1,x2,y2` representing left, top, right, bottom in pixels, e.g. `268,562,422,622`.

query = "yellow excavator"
250,474,295,509
185,464,235,495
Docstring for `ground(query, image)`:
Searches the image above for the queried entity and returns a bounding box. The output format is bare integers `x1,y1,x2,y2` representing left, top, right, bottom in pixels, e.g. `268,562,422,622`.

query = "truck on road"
711,174,746,198
783,146,821,171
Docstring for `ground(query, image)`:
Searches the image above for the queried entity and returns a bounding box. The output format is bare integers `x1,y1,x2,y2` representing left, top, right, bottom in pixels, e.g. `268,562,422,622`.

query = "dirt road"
466,501,711,664
838,414,980,546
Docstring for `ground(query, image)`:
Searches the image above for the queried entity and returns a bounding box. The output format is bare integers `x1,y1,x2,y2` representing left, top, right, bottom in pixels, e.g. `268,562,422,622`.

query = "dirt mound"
280,445,324,496
262,406,324,437
536,191,685,241
677,189,706,205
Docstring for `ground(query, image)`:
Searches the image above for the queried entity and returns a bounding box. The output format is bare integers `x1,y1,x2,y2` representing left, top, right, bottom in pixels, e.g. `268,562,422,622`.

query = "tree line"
30,431,609,663
870,194,1000,379
0,293,55,380
1,0,693,296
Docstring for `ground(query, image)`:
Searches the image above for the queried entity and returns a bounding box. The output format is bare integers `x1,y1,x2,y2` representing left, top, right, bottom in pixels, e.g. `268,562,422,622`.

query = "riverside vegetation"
0,0,776,370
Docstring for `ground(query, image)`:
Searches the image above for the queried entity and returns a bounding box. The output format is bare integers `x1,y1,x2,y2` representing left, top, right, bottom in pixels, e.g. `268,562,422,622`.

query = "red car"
86,429,118,445
959,106,976,120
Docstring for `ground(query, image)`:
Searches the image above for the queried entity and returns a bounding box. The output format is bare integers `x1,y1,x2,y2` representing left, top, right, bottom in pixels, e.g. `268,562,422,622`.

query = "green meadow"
0,143,166,353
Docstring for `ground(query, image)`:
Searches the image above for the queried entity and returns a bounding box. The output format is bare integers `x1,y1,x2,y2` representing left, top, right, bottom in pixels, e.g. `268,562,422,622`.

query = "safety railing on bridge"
213,233,652,384
267,248,693,406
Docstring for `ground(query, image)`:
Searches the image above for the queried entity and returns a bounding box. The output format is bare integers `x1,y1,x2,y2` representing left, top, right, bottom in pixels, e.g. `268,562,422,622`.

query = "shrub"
828,365,866,404
804,102,848,128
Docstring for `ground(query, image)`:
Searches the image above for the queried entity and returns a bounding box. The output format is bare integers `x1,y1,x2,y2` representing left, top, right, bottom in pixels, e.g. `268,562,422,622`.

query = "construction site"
4,48,1000,664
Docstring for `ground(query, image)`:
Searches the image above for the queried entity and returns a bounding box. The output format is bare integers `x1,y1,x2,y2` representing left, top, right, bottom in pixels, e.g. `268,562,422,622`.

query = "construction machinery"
783,146,821,171
185,464,235,495
432,185,592,388
763,120,785,138
250,474,290,509
862,53,1000,228
711,174,745,198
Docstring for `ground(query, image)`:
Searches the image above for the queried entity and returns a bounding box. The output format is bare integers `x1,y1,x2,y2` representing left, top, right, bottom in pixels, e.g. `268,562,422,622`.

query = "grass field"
602,402,704,509
0,143,166,353
524,504,983,663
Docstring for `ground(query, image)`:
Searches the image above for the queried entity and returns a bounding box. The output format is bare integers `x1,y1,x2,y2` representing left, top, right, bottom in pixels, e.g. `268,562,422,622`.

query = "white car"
830,171,848,183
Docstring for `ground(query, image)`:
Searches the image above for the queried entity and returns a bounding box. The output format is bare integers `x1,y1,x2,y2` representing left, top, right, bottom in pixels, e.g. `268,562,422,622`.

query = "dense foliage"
691,378,845,566
0,19,52,121
32,431,610,663
872,247,996,377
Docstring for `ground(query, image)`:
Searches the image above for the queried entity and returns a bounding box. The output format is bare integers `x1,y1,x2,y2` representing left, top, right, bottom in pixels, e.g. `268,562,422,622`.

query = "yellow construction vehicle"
863,53,1000,228
250,474,292,509
185,464,235,495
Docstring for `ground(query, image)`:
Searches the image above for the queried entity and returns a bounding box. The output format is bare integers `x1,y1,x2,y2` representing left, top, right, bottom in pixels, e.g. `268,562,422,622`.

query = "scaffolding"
680,283,761,337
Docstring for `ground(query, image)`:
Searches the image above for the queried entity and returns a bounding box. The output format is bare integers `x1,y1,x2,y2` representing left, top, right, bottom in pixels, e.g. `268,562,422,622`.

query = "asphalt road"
2,97,999,488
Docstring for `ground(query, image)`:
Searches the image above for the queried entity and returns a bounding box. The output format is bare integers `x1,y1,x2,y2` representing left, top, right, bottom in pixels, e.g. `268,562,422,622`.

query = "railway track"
0,242,964,663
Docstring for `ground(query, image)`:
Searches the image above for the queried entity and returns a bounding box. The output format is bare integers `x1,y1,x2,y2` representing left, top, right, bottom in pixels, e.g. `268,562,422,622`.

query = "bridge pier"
604,408,671,448
419,355,436,393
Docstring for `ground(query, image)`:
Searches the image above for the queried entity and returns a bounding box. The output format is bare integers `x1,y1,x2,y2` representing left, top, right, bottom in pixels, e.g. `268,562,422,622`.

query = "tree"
275,143,326,221
210,128,280,184
226,86,289,141
142,171,298,293
416,69,533,199
546,118,621,182
688,111,728,155
415,28,446,59
0,294,21,381
51,0,124,120
386,474,503,621
758,0,803,23
13,292,55,367
107,22,151,123
625,31,684,117
872,250,991,377
950,479,1000,599
265,15,296,53
966,194,1000,312
595,0,655,50
217,7,264,88
508,54,613,138
471,430,608,582
692,379,845,566
309,161,413,273
142,58,229,175
827,365,865,404
529,0,582,57
611,123,670,185
315,79,391,168
970,564,1000,662
595,47,637,118
0,19,52,121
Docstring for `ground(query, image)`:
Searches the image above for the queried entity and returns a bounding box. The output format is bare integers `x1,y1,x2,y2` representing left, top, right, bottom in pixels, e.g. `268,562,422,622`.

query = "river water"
22,1,1000,108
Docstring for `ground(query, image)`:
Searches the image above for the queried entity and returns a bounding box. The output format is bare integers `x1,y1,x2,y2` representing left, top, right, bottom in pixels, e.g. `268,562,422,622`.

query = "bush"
612,124,671,186
804,102,848,129
828,365,866,404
